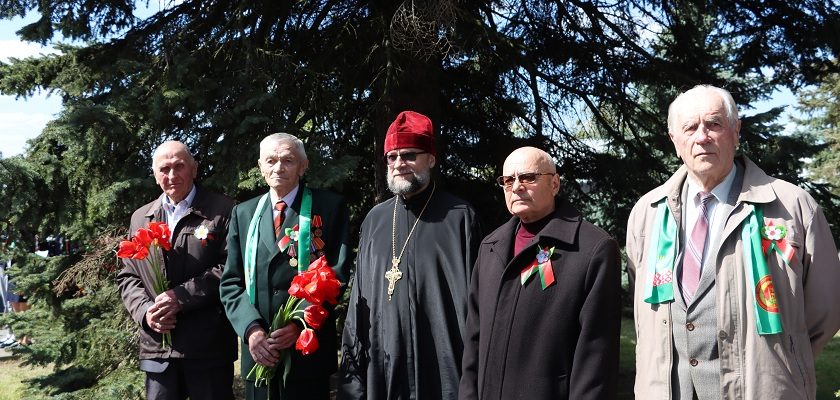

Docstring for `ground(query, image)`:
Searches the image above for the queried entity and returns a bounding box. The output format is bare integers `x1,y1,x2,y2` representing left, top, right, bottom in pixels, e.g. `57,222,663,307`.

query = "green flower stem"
149,246,172,348
250,293,305,391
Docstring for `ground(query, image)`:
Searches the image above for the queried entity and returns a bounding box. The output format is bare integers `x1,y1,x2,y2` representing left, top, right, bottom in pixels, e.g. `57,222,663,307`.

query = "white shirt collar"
270,185,300,208
686,164,737,206
161,184,197,211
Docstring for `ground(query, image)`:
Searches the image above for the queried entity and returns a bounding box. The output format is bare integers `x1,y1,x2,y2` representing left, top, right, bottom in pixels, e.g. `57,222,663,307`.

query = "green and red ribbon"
644,199,785,335
741,205,783,335
520,246,556,290
760,221,795,266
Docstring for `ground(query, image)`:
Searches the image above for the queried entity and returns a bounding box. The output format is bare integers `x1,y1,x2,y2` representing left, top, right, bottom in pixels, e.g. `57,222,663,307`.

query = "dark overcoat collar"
483,196,582,272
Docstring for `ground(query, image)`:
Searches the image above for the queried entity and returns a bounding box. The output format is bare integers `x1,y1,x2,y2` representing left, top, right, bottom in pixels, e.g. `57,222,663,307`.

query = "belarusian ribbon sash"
642,201,677,304
741,204,782,334
644,198,784,335
243,188,315,304
297,188,313,273
244,193,270,304
520,246,556,289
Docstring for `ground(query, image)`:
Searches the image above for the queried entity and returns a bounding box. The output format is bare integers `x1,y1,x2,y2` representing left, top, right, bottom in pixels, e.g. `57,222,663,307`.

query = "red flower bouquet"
248,255,341,388
117,222,173,348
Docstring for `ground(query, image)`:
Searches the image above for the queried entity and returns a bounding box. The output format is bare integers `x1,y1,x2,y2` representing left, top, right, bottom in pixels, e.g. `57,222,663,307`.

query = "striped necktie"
682,191,714,304
274,201,287,239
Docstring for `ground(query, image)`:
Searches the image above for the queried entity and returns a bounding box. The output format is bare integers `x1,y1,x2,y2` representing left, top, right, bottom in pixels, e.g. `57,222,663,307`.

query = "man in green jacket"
221,133,351,400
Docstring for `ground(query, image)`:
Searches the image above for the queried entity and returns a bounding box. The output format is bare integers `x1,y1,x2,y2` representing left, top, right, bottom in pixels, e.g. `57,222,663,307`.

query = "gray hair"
260,132,307,161
667,84,739,133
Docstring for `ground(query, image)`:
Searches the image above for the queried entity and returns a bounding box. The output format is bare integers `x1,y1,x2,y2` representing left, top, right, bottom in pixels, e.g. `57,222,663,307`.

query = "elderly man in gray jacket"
627,84,840,399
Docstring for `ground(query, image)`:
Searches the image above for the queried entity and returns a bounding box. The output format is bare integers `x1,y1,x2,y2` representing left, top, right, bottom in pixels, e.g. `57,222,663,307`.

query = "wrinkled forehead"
503,152,551,175
675,91,726,121
260,139,300,158
153,149,193,168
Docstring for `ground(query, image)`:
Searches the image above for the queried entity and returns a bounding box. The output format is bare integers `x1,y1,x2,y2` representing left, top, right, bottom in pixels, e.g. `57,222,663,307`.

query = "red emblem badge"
755,275,779,313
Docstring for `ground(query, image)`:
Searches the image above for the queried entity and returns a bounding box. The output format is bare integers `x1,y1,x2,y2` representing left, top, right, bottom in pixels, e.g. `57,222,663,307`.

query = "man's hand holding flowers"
145,289,181,334
247,323,302,367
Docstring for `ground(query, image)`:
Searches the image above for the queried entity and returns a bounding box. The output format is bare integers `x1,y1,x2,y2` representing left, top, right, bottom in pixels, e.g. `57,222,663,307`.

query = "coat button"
662,319,668,325
273,289,281,296
690,358,699,367
686,322,695,331
718,330,727,339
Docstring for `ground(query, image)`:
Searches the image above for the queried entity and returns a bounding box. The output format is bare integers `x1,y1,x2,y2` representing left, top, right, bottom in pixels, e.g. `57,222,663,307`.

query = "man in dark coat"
220,133,350,400
117,140,238,400
459,146,620,400
339,111,482,400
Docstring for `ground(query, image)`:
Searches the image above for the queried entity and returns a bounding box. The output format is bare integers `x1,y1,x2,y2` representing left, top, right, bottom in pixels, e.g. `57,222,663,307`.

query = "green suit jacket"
220,184,350,381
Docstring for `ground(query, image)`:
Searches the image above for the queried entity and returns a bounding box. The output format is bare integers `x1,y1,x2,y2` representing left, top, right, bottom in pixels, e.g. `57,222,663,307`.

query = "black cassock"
340,184,482,400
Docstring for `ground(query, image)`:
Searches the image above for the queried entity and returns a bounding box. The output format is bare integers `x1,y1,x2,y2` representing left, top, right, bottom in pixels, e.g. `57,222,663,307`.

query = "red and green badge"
520,246,556,289
760,221,795,266
278,215,325,268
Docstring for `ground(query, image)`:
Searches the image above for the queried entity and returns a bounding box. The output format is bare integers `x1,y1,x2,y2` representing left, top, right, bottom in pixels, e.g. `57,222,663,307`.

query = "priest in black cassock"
339,110,482,400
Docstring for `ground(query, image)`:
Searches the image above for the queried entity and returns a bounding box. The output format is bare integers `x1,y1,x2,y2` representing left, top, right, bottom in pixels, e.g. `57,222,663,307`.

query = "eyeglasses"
385,151,427,165
496,172,555,188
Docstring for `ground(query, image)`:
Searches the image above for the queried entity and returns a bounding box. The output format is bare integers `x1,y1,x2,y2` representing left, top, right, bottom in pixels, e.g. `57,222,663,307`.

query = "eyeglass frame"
385,151,427,165
496,172,556,188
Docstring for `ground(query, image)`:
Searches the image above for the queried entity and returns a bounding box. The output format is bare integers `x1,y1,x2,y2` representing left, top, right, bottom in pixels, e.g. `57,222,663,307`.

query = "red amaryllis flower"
148,222,172,251
117,239,150,260
116,222,173,348
134,228,154,247
295,328,319,355
304,305,328,329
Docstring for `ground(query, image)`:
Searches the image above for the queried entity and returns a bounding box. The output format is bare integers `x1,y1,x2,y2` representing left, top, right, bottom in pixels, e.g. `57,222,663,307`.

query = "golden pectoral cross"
385,258,403,301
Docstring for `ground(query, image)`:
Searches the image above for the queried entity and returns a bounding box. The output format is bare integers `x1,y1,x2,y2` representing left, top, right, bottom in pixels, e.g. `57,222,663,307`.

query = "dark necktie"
274,201,287,239
682,191,713,304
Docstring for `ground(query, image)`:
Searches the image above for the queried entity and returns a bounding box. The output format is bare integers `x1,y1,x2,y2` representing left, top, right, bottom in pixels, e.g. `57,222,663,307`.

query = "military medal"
389,184,436,301
278,216,325,269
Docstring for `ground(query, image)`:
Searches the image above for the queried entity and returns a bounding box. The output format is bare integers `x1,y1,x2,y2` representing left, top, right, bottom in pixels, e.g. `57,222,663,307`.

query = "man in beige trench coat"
627,84,840,399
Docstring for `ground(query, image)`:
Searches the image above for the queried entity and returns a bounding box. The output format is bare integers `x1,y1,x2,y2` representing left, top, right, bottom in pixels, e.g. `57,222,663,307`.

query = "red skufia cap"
384,111,436,155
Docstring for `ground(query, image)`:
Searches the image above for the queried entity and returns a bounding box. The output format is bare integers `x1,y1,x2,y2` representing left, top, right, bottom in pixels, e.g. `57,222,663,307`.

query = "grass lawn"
0,357,52,400
1,324,838,399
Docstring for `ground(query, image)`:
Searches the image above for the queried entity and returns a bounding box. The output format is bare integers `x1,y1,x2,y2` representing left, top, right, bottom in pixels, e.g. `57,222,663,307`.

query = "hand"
248,328,281,367
145,301,177,333
154,290,182,315
268,323,302,351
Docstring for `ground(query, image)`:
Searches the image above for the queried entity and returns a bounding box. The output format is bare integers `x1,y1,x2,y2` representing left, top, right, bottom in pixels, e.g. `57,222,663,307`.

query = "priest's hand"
247,328,280,367
145,302,177,333
268,323,302,351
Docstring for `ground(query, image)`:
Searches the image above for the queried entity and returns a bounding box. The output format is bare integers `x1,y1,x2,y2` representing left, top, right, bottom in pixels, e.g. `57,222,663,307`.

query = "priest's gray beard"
387,168,431,196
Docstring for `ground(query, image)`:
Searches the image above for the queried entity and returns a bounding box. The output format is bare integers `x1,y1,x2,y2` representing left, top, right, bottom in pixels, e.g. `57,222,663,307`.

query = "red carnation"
295,329,319,355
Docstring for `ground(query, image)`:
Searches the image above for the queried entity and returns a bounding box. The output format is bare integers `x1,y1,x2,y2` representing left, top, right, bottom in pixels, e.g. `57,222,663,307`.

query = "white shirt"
160,185,197,230
683,164,737,266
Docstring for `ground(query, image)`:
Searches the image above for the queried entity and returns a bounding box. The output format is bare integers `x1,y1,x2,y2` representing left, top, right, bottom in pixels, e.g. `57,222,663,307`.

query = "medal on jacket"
279,216,325,270
520,246,556,289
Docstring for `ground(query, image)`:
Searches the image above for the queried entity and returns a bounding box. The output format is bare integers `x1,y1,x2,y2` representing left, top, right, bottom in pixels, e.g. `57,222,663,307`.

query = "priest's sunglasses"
385,151,427,165
496,172,555,188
